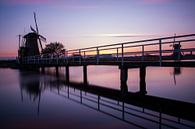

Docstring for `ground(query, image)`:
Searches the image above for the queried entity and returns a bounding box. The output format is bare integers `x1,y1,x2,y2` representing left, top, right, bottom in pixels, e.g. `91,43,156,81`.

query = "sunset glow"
0,0,195,57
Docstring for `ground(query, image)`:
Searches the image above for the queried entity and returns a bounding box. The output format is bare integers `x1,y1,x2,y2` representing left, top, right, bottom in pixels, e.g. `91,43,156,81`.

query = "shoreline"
0,59,19,68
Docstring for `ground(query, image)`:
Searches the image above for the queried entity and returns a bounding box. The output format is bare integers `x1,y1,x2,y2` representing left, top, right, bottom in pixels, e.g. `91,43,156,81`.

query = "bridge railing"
21,34,195,66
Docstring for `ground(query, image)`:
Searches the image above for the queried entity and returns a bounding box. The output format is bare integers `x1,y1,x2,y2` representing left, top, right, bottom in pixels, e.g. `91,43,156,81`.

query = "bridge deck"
22,60,195,68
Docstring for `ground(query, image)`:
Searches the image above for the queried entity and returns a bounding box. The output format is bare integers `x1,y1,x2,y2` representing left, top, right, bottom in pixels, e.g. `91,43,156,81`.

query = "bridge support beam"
83,65,88,84
120,67,128,93
66,66,70,83
139,66,147,95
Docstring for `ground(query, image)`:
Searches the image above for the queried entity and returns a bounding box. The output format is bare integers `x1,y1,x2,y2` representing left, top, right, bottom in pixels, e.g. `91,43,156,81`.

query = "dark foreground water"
0,66,195,129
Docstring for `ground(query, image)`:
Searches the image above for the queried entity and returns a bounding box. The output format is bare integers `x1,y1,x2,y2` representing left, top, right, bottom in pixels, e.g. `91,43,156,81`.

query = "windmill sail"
33,12,43,51
30,26,37,33
39,35,46,42
34,12,39,34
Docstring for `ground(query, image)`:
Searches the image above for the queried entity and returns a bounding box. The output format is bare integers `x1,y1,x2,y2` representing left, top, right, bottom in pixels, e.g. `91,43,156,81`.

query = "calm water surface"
0,66,195,129
65,66,195,103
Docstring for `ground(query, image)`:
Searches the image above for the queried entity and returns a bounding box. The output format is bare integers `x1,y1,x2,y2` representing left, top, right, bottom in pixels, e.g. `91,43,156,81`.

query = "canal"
0,66,195,129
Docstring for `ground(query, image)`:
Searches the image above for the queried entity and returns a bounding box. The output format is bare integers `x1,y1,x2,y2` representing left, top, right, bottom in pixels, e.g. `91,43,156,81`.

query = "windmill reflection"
174,67,181,75
170,67,182,85
19,71,43,115
19,70,64,115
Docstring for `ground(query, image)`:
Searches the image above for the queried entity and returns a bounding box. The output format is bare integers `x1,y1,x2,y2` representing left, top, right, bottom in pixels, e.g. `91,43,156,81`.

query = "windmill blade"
38,37,43,52
34,12,39,34
33,12,43,52
30,26,37,33
39,34,46,42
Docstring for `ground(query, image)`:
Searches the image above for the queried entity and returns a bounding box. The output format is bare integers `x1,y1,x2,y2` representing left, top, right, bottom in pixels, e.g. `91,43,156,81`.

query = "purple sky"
0,0,195,57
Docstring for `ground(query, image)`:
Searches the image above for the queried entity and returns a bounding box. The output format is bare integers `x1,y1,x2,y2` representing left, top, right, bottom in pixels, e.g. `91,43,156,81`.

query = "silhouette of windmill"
18,12,46,59
170,34,183,59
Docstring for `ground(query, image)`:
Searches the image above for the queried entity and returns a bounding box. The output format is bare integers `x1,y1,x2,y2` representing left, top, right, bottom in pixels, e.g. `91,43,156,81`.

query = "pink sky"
0,0,195,57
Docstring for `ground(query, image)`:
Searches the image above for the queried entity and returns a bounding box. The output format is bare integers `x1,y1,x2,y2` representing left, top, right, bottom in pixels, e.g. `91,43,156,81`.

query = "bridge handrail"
67,34,195,52
65,38,195,55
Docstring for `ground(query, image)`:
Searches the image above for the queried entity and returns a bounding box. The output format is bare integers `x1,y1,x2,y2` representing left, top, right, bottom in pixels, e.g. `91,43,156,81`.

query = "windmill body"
23,32,40,56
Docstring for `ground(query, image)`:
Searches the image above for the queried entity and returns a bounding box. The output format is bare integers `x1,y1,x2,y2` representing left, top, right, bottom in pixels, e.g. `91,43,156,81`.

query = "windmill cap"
23,32,39,38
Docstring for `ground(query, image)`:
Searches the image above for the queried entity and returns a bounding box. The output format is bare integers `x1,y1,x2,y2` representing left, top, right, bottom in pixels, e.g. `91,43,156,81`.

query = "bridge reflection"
19,70,195,129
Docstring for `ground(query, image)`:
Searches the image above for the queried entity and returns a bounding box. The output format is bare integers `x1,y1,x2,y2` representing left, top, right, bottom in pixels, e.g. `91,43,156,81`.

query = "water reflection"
19,70,65,115
171,67,182,85
19,71,42,115
18,69,195,129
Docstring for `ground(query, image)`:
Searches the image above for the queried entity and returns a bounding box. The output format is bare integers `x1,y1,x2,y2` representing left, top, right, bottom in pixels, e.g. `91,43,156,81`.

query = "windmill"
18,12,46,60
170,34,183,59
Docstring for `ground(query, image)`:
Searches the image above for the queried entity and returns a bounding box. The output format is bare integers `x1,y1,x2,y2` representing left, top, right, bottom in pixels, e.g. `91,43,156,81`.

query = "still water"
0,66,195,129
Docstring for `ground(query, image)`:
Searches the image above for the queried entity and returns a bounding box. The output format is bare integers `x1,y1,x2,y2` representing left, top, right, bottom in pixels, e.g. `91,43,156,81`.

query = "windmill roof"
23,32,39,38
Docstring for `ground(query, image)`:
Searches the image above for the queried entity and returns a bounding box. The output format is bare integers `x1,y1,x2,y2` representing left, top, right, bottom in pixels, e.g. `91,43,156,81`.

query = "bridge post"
83,65,88,84
142,45,144,62
159,39,162,66
56,56,59,65
117,48,119,62
139,66,147,95
120,67,128,93
66,66,70,83
83,51,86,62
98,95,100,110
79,49,81,65
96,47,99,64
121,44,124,66
178,41,181,60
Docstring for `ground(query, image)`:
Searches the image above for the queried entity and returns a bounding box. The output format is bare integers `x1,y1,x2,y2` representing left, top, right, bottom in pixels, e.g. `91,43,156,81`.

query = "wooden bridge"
19,34,195,87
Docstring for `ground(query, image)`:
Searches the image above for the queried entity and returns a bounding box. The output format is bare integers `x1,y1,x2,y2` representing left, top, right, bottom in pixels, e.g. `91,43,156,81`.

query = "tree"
42,42,65,56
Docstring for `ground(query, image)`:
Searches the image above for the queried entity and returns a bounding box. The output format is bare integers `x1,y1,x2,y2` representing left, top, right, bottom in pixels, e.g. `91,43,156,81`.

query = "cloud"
142,0,174,4
0,0,98,10
83,33,158,38
0,0,53,5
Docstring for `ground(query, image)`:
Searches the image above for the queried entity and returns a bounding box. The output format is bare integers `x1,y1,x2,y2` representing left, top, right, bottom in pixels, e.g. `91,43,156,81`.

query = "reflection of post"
173,67,181,85
67,86,69,98
120,67,128,93
159,109,162,129
122,102,125,120
139,67,147,95
56,66,59,77
57,85,60,94
37,94,41,116
83,65,88,84
80,90,82,104
174,67,181,75
66,66,69,83
41,67,45,74
20,87,23,102
98,95,100,110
